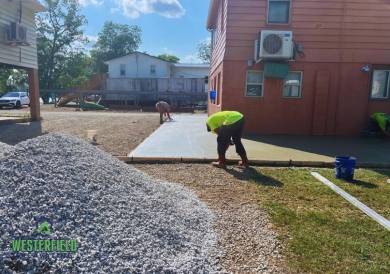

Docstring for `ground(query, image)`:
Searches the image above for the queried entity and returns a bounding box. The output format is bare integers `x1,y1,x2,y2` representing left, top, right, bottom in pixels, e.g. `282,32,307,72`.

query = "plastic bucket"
86,130,98,144
334,156,356,181
210,90,216,100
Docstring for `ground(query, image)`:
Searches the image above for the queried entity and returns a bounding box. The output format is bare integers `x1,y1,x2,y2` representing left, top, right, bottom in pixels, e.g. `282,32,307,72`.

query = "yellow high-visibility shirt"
371,113,390,131
207,111,243,133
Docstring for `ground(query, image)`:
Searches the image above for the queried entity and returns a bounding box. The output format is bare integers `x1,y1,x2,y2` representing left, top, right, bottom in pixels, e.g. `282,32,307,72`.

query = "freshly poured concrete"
129,114,390,165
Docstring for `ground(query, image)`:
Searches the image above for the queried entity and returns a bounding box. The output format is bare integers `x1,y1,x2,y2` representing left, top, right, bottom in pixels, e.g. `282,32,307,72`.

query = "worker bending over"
206,111,248,168
155,101,173,124
365,112,390,139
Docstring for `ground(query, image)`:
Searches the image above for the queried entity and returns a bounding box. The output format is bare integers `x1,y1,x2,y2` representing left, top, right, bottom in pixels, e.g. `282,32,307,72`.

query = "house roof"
206,0,220,29
20,0,48,12
175,63,210,68
104,52,175,65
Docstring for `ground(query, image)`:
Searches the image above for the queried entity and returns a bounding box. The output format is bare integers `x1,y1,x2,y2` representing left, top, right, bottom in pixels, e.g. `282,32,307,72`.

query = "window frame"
267,0,292,25
245,70,264,98
283,71,303,98
150,65,156,76
369,69,390,100
120,64,126,76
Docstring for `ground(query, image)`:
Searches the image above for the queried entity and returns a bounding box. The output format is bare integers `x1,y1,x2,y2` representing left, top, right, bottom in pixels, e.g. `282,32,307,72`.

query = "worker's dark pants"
366,118,382,132
156,103,164,123
217,117,246,155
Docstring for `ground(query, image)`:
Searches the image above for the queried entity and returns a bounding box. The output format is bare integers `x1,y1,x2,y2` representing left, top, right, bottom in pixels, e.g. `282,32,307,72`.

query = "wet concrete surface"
129,114,390,165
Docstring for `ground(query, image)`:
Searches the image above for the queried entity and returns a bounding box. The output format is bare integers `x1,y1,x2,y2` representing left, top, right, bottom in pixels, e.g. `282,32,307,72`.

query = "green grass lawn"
252,167,390,274
0,112,30,118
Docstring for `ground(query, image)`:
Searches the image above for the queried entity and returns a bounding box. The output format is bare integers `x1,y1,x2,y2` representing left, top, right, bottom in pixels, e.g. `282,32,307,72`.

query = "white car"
0,92,30,109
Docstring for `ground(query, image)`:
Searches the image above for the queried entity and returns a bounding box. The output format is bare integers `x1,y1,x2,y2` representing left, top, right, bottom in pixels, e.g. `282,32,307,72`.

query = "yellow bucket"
86,130,98,144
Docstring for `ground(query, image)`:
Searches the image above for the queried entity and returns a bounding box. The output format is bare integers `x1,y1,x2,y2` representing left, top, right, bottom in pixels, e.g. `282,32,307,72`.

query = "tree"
197,40,211,64
91,21,142,73
0,70,28,96
0,70,12,96
155,54,180,63
36,0,89,101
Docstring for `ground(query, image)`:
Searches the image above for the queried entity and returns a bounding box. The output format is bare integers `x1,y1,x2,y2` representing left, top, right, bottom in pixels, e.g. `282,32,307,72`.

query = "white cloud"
86,35,99,44
182,54,201,63
111,7,120,13
79,0,103,7
115,0,185,19
161,47,175,55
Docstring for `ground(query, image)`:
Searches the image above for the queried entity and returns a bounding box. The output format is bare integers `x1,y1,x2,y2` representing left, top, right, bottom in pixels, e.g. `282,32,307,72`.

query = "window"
150,65,156,75
370,70,390,99
283,72,302,98
246,71,264,97
120,64,126,76
205,76,209,84
213,29,218,45
268,0,291,24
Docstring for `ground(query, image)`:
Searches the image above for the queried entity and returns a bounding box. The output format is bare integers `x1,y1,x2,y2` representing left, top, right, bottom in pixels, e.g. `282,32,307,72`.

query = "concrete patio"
126,114,390,167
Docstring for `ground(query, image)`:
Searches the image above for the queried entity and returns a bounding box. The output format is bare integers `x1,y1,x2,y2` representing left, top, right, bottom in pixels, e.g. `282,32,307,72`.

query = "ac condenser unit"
258,30,293,59
8,22,28,43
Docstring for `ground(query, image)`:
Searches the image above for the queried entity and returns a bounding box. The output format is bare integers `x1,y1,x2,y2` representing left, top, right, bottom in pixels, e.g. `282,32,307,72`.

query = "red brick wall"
207,0,390,136
213,61,378,136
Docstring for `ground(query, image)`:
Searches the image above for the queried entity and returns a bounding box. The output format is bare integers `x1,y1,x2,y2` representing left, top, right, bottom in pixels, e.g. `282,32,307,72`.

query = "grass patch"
0,112,30,118
251,167,390,274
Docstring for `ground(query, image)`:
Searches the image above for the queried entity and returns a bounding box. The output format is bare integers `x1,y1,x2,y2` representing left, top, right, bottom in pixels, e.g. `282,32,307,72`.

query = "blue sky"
78,0,211,63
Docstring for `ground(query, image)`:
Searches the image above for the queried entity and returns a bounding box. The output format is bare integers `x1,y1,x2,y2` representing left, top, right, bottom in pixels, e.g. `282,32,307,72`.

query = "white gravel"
0,133,220,273
0,142,12,158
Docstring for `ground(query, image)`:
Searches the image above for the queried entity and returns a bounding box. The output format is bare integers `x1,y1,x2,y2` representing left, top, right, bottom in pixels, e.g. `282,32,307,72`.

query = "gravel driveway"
0,110,293,273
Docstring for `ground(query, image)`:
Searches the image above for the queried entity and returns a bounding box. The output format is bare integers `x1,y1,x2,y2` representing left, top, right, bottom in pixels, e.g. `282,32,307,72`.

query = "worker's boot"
238,153,249,167
159,115,164,124
212,154,227,168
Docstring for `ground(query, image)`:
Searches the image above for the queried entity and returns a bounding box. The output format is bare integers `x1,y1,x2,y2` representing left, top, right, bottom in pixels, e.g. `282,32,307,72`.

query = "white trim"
120,64,126,77
311,172,390,232
267,0,292,25
245,70,264,98
150,65,156,76
283,71,303,98
370,69,390,99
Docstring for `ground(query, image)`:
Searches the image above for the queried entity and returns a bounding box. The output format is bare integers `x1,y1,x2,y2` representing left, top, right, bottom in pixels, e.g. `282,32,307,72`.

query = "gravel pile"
0,142,12,158
0,133,219,273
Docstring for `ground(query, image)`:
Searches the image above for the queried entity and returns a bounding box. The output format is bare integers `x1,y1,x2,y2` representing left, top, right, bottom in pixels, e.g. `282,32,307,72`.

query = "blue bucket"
334,156,356,181
210,90,216,100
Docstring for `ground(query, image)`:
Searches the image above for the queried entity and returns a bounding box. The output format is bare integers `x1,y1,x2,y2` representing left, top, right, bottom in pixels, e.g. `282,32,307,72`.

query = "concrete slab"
129,114,390,165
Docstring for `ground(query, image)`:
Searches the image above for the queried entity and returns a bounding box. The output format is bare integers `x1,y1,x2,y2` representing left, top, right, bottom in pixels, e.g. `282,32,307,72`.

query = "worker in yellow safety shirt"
365,113,390,140
206,111,248,168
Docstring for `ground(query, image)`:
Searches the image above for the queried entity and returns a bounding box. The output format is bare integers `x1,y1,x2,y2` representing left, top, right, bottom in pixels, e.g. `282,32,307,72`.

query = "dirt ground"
0,109,293,273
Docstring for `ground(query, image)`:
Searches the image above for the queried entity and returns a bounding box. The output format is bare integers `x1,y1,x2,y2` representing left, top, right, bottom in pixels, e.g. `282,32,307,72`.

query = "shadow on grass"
347,179,378,189
224,166,284,187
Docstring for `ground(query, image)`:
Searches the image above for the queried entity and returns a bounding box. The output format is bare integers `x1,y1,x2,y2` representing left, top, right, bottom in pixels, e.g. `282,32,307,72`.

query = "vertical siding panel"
0,0,39,68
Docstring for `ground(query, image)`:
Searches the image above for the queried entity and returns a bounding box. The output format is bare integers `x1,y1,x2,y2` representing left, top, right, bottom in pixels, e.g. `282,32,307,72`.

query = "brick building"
206,0,390,135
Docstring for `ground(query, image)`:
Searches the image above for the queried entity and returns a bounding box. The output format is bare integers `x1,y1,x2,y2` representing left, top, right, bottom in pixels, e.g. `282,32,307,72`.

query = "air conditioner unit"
258,30,293,59
8,22,28,43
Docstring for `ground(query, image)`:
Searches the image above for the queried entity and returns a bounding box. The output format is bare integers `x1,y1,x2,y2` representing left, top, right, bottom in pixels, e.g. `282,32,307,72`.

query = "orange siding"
208,0,390,135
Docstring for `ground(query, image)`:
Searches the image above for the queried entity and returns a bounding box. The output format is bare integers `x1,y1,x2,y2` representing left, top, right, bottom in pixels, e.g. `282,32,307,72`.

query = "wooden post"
28,68,41,121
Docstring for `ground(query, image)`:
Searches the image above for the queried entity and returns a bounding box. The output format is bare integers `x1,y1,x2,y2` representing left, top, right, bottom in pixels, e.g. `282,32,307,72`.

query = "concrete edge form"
0,117,32,125
311,172,390,232
117,156,390,168
117,156,343,167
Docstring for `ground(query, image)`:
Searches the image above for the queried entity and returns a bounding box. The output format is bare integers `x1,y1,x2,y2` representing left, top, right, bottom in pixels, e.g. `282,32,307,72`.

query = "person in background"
206,110,248,168
155,101,173,124
365,112,390,139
